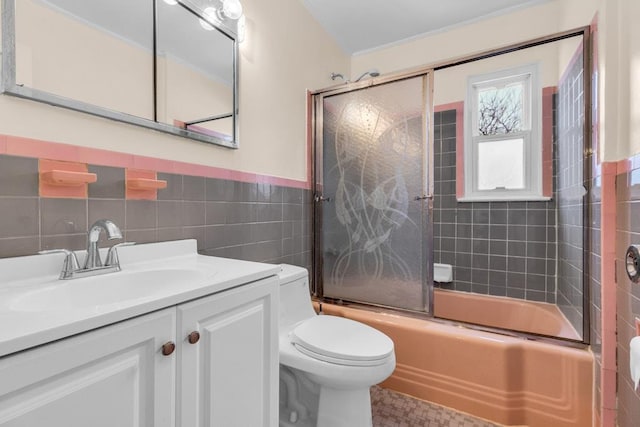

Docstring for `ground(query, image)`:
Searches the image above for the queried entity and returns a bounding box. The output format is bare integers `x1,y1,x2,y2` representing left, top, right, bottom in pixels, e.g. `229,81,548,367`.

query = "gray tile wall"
615,167,640,427
0,155,312,269
556,52,586,333
433,109,558,303
590,167,602,421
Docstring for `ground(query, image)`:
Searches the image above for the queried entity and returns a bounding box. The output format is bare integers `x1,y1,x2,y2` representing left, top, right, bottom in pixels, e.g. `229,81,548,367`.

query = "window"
462,63,545,201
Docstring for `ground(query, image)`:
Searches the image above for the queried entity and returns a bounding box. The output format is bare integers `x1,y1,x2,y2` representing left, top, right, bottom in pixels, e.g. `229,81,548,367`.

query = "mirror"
1,0,239,148
156,0,235,143
14,0,154,119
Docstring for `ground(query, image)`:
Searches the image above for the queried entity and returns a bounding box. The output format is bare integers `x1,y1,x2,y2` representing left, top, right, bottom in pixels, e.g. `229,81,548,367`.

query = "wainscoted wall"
433,108,558,303
615,160,640,427
0,148,313,270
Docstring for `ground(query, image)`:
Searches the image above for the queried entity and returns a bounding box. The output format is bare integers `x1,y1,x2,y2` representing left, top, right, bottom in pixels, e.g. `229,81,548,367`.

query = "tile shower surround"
433,108,558,303
0,154,313,269
556,51,587,335
616,164,640,427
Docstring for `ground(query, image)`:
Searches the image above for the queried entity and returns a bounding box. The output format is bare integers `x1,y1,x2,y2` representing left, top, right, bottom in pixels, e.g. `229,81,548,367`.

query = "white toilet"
278,265,396,427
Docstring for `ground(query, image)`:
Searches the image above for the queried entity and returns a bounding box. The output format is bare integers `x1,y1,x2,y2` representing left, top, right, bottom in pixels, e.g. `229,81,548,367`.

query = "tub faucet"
84,219,123,269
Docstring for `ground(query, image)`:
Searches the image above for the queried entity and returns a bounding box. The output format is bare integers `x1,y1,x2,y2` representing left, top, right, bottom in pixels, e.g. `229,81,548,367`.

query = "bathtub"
319,303,593,427
434,289,581,340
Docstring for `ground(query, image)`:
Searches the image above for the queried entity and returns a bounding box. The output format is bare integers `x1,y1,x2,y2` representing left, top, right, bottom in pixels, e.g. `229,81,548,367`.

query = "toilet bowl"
278,265,395,427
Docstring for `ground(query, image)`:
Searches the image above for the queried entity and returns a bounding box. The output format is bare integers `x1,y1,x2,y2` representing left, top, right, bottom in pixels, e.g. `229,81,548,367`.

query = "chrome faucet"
40,220,135,280
84,219,123,269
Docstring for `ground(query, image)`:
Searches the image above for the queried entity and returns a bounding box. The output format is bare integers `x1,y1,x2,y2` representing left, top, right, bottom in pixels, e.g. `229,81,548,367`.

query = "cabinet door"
178,276,279,427
0,308,176,427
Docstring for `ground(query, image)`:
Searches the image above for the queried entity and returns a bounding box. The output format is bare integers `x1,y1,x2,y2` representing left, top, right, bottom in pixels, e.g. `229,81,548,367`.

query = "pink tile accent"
601,408,615,427
126,169,161,200
7,135,80,161
77,146,134,169
0,133,309,189
455,106,464,199
434,102,463,113
542,86,557,198
39,159,93,199
601,368,617,410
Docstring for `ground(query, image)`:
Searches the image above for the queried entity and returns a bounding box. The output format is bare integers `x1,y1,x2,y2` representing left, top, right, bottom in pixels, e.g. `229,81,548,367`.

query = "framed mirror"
1,0,239,148
156,0,236,144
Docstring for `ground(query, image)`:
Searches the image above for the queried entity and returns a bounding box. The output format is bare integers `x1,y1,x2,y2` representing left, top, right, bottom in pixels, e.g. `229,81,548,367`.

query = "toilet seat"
290,315,394,367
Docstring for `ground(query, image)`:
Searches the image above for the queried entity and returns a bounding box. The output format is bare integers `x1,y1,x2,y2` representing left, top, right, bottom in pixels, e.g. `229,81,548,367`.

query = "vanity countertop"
0,239,281,357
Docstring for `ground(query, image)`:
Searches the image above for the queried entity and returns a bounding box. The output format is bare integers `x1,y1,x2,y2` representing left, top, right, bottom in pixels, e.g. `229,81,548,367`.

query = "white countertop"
0,239,280,357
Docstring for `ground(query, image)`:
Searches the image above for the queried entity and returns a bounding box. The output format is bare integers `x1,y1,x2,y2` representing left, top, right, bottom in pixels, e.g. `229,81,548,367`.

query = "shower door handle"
314,194,332,203
414,195,433,201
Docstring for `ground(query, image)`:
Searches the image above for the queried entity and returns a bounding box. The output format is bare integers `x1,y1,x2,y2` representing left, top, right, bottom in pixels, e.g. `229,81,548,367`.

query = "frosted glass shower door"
318,76,431,312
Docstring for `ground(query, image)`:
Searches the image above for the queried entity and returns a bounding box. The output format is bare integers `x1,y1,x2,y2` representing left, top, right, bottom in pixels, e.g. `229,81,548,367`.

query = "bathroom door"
314,74,433,312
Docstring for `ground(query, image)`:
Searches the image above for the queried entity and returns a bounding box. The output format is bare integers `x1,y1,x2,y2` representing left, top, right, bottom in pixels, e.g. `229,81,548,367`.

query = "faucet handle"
39,249,80,279
104,242,136,268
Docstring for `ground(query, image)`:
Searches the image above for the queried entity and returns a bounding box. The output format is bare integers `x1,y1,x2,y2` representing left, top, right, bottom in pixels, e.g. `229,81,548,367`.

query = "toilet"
278,264,396,427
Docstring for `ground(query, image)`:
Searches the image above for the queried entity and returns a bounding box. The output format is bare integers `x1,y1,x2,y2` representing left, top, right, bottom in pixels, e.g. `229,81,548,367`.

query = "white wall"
349,0,635,160
351,1,563,79
0,0,349,182
433,41,566,106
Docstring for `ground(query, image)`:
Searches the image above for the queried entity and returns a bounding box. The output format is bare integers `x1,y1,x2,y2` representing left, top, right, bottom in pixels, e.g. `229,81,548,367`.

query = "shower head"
354,69,380,82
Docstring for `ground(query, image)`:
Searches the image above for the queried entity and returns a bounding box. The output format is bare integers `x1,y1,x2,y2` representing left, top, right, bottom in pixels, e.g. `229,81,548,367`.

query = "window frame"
461,63,546,202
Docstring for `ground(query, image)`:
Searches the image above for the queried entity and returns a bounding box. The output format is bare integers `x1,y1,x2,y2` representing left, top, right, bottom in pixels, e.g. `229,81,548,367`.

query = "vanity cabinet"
0,308,177,427
0,276,279,427
177,277,279,427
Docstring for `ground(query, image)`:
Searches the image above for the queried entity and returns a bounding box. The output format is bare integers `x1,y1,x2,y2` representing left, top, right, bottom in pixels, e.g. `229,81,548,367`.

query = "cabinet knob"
187,331,200,344
161,341,176,356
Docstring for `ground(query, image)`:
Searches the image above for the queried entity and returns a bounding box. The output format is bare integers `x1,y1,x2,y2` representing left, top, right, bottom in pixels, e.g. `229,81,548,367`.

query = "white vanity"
0,239,280,427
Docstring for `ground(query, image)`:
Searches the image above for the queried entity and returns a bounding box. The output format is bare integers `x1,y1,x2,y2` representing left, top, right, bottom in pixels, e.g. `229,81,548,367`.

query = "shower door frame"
311,26,593,345
311,71,436,314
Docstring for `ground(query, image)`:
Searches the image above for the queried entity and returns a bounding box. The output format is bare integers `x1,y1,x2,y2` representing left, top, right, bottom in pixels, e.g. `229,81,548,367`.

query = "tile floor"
371,386,502,427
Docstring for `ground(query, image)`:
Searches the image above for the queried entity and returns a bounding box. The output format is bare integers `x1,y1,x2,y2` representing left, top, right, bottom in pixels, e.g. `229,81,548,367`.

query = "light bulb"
222,0,243,20
199,6,220,31
162,0,178,5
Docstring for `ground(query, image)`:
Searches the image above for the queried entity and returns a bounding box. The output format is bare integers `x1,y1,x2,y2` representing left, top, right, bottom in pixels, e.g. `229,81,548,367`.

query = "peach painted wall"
351,1,563,76
350,0,639,164
15,1,154,119
433,39,568,106
0,0,350,183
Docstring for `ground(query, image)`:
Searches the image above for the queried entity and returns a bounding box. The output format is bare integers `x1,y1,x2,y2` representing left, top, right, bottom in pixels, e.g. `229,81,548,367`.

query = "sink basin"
10,268,215,312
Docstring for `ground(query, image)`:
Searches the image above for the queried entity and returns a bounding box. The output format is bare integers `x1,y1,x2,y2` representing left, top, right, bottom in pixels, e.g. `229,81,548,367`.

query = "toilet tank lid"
278,264,308,284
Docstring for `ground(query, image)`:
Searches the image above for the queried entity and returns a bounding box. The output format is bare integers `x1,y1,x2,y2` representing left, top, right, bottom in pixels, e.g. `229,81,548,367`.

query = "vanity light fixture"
198,0,244,31
221,0,243,20
199,7,220,30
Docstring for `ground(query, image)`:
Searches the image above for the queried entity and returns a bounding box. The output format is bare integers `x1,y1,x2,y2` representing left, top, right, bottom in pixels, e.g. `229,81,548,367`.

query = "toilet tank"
278,264,316,328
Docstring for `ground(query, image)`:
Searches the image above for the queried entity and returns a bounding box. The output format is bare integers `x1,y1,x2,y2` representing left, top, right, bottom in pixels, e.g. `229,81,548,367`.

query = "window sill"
456,195,552,203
